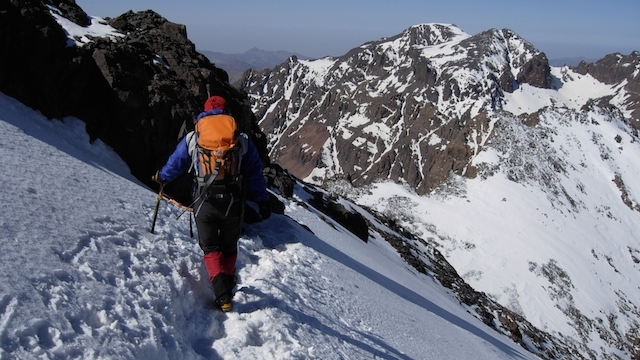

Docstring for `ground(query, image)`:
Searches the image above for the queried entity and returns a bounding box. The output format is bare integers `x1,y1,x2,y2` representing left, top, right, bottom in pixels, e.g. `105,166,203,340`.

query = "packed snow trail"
0,92,534,359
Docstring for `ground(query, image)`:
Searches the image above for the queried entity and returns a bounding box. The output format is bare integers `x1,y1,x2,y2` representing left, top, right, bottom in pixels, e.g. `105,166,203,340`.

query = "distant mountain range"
548,56,599,67
201,47,309,83
239,26,640,195
203,47,597,83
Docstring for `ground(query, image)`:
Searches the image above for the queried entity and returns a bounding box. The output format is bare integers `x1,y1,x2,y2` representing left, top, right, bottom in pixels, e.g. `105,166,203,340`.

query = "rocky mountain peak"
0,1,272,203
574,51,640,126
401,23,468,47
356,23,468,58
241,24,552,195
574,51,640,83
50,0,90,26
108,10,189,43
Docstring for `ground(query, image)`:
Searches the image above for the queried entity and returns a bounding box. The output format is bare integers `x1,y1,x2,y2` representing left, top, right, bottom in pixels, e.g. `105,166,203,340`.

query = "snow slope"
0,92,535,359
245,21,640,357
343,84,640,358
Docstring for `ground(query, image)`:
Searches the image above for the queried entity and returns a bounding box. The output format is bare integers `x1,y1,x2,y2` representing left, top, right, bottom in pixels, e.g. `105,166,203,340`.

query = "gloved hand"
259,201,272,220
151,170,165,185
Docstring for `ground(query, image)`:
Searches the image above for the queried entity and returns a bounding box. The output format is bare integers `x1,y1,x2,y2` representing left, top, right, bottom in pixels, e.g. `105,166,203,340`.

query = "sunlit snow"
351,106,640,359
47,6,123,48
0,92,538,359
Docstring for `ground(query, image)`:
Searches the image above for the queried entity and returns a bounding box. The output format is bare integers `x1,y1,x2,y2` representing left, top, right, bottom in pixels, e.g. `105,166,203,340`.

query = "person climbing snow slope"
153,95,271,312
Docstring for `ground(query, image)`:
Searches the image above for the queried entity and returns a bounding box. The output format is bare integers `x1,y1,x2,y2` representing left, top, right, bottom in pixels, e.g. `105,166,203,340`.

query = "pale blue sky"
76,0,639,60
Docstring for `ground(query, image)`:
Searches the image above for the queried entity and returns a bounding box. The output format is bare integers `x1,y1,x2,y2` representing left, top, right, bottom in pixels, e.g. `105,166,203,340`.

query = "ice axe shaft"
150,184,165,234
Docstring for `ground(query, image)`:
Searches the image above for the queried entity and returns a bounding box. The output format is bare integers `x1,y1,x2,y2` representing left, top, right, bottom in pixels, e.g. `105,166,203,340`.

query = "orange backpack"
191,114,243,189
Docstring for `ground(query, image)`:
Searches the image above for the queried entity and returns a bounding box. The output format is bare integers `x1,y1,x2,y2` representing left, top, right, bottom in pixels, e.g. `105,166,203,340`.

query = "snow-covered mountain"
0,92,538,359
240,24,640,359
240,24,639,194
239,24,553,194
6,2,640,357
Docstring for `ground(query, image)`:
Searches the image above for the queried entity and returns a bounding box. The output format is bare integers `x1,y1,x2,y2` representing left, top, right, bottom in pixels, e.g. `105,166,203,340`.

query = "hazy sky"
75,0,639,60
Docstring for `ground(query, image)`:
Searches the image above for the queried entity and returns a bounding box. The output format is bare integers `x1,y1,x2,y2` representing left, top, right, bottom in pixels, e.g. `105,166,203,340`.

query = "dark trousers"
194,196,244,302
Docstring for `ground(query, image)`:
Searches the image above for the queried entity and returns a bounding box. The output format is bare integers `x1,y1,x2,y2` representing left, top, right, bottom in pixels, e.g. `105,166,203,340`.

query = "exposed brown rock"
241,26,548,196
517,52,552,89
574,52,640,129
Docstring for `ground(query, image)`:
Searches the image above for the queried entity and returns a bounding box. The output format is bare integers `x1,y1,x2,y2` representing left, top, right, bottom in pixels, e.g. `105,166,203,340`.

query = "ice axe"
150,183,165,234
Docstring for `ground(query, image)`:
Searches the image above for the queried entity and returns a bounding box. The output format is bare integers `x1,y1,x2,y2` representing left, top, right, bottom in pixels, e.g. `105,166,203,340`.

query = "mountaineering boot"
219,301,233,312
215,294,233,312
212,274,234,312
211,272,237,312
220,274,237,312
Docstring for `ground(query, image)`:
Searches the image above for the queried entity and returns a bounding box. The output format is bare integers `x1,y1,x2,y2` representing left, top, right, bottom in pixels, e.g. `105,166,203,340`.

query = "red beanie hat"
204,95,226,111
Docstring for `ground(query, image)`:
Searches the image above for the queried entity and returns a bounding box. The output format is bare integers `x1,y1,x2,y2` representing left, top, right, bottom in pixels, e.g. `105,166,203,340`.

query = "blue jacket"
159,111,270,203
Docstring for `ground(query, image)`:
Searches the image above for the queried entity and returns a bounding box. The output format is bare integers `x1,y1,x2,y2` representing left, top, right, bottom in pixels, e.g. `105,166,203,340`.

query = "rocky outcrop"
517,52,552,89
0,0,73,117
54,0,90,26
575,51,640,84
307,190,369,242
574,52,640,129
0,0,271,203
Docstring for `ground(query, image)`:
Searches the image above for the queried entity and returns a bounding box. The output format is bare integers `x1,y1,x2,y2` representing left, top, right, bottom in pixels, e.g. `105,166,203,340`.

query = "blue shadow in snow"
243,214,533,360
237,285,412,360
0,95,137,182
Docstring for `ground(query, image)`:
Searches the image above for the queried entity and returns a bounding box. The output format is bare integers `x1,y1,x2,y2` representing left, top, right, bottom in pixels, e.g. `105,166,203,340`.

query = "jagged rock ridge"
240,24,553,195
0,0,269,203
575,51,640,124
240,22,640,359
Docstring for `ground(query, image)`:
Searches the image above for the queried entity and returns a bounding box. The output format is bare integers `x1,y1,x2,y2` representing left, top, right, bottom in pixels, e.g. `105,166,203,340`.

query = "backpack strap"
177,120,188,141
238,133,249,157
188,129,249,217
186,131,198,175
190,166,222,217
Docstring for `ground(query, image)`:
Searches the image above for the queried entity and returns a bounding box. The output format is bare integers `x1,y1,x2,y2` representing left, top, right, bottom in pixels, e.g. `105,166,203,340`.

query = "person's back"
189,106,244,215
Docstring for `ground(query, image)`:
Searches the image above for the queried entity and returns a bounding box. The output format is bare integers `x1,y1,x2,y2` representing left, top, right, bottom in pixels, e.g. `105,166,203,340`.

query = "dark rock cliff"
0,0,269,203
574,52,640,129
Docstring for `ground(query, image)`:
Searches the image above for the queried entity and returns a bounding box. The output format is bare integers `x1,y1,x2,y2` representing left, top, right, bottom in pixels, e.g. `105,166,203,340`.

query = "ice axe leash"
175,203,194,238
162,193,194,238
150,183,165,234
